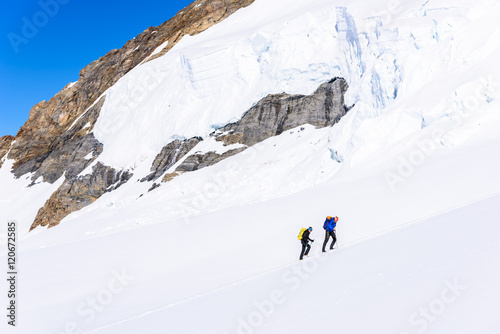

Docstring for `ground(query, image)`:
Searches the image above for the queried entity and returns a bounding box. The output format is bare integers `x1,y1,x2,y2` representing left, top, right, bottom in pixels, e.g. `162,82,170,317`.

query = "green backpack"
297,228,307,240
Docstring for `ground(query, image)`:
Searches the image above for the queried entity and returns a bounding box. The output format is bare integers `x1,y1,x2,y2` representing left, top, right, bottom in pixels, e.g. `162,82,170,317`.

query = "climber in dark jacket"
300,227,314,260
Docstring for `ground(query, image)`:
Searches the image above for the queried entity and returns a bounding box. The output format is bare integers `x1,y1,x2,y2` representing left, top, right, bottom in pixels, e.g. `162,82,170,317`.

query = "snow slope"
80,193,500,334
2,125,500,334
1,0,500,333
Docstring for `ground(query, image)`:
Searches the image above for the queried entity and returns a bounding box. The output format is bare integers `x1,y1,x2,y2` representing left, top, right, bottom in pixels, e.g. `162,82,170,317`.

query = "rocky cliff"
7,0,255,230
4,0,255,179
214,78,348,147
31,163,132,230
3,0,352,232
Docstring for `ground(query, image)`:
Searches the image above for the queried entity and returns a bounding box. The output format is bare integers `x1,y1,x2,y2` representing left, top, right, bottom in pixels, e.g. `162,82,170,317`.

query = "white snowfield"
1,0,500,333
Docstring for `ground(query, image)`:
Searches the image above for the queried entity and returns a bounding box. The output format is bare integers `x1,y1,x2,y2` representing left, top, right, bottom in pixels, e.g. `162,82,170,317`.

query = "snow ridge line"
84,191,500,333
66,91,108,132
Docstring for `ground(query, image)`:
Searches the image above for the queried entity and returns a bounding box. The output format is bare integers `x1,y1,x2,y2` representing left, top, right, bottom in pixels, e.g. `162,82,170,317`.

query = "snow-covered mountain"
1,0,500,333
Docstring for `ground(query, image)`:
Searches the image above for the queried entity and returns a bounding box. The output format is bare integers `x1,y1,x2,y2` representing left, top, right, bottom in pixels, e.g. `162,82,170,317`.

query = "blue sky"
0,0,193,137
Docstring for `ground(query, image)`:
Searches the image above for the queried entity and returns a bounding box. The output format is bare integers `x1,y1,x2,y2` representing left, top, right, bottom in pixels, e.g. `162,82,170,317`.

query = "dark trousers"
322,231,336,252
300,240,311,260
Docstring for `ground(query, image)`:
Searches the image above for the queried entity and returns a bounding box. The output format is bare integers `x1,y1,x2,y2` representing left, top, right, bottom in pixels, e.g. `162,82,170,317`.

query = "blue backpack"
323,216,336,232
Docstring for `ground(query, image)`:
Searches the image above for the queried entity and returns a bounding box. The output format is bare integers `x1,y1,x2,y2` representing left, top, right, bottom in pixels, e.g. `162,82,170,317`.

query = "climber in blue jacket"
322,216,338,252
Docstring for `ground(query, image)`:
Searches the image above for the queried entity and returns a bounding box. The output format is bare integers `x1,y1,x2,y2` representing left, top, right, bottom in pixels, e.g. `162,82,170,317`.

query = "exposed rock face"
7,0,255,177
142,137,202,182
13,97,106,182
215,78,349,146
29,134,103,184
30,163,132,230
162,172,183,183
4,0,254,230
175,148,247,172
160,78,349,179
0,135,14,169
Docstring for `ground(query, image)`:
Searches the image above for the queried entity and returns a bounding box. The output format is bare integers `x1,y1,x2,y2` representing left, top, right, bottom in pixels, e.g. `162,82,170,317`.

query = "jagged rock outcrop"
7,0,255,178
175,148,247,172
160,78,349,180
13,97,106,182
215,78,349,146
30,163,132,230
29,134,103,184
142,137,202,182
162,172,183,183
0,135,14,169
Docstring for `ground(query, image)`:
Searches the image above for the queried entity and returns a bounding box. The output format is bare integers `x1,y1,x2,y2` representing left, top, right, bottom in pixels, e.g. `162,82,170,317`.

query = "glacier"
1,0,500,333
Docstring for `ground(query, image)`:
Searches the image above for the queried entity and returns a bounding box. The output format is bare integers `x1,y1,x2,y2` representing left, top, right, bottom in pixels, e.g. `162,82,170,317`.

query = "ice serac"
336,7,364,78
0,135,14,169
30,163,132,230
7,0,255,178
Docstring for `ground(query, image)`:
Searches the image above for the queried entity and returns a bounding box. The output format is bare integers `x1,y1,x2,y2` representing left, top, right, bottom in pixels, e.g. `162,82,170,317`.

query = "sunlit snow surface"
1,0,500,333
